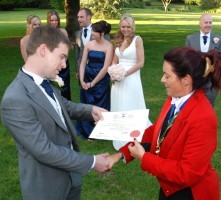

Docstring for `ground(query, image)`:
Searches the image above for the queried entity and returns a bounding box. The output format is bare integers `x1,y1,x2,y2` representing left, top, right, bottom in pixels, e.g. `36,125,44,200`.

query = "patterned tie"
41,79,55,101
156,104,177,155
83,28,88,38
203,35,208,45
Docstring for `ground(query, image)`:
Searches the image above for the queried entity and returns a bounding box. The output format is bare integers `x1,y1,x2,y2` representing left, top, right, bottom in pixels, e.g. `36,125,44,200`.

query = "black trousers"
158,187,194,200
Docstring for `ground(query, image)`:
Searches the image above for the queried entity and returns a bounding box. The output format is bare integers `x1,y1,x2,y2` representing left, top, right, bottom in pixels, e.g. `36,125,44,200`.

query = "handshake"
93,139,146,173
93,152,122,173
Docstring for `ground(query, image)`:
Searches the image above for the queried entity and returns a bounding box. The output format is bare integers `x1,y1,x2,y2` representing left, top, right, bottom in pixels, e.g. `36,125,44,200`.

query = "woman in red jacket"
108,47,221,200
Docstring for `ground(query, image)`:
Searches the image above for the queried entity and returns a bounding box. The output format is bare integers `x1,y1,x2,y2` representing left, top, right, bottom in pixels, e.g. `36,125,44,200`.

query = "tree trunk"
164,4,168,12
64,0,80,42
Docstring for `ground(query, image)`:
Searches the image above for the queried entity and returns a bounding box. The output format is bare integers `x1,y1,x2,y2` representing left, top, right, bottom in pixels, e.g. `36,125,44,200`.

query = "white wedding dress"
111,36,152,150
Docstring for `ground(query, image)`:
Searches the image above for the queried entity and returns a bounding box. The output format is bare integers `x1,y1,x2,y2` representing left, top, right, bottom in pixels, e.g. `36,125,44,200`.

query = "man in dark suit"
185,13,221,107
1,26,110,200
75,8,110,80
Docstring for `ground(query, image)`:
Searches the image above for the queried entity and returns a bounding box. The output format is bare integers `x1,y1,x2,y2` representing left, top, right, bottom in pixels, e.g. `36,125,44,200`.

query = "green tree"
80,0,129,19
201,0,221,9
184,0,221,9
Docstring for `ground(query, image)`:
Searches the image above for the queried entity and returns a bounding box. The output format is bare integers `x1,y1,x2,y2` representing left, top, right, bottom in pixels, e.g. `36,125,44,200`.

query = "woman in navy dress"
76,20,113,139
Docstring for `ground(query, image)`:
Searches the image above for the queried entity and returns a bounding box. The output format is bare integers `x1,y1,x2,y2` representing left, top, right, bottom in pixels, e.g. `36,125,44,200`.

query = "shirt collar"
83,24,92,30
22,67,44,86
171,91,195,113
200,31,211,38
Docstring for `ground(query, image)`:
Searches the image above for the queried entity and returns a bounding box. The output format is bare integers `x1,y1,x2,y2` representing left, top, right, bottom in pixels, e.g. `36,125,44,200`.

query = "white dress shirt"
171,91,195,114
82,24,92,46
200,32,210,53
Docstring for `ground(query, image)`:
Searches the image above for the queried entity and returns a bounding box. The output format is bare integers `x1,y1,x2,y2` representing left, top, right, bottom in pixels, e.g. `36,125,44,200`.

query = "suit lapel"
54,92,78,137
18,71,68,132
195,32,201,51
209,33,215,50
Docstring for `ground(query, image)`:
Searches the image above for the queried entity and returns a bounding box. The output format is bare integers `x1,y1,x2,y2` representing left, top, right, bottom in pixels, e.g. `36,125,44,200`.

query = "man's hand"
94,153,110,173
128,139,145,161
91,106,107,122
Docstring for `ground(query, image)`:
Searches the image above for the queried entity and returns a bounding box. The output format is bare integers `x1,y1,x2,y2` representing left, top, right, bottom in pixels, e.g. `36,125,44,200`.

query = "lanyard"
155,99,188,155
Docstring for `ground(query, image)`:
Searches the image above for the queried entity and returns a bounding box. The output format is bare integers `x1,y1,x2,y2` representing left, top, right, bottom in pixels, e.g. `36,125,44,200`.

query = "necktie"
203,35,208,45
156,104,177,155
41,79,55,101
83,28,88,38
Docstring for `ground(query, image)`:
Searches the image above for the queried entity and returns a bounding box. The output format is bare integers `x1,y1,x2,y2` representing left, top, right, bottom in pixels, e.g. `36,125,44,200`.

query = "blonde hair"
112,14,135,49
26,15,41,35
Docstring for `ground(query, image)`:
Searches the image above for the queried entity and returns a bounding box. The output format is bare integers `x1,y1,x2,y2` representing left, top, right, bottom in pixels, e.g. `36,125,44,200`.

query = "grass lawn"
0,8,221,200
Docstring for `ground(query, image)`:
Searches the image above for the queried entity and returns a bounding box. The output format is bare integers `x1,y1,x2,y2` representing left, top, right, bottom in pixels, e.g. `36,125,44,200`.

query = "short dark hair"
26,26,72,56
79,8,93,17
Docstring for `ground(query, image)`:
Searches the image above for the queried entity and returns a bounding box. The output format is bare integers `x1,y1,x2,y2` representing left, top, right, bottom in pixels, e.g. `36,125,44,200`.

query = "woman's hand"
128,139,145,161
86,82,95,88
81,81,89,90
106,152,122,170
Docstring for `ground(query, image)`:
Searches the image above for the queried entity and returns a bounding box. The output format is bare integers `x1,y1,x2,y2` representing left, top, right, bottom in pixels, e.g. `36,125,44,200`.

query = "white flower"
213,37,220,44
51,75,64,87
108,64,126,82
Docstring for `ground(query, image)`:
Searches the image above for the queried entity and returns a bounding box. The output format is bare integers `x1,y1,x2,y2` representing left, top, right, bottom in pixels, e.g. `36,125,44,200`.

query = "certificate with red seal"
89,109,150,142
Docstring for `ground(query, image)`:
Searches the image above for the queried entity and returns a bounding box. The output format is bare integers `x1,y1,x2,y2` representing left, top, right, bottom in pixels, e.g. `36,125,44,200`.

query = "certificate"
89,109,150,142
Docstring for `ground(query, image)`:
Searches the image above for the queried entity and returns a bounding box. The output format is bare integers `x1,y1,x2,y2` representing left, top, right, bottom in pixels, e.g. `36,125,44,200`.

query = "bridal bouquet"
108,64,126,82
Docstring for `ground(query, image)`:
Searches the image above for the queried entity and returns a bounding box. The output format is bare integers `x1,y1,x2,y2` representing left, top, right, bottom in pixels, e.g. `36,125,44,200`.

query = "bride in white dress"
111,14,151,150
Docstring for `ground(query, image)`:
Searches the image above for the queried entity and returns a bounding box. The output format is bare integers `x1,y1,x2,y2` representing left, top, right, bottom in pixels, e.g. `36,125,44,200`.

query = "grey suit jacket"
185,31,221,107
75,29,111,73
185,32,221,52
1,70,94,200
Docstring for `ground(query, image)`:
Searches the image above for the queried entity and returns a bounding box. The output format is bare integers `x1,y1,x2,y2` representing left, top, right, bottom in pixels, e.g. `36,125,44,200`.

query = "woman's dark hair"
92,20,111,37
164,47,221,91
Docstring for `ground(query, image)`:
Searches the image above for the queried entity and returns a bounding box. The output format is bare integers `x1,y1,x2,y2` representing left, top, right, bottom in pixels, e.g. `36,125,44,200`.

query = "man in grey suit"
185,13,221,107
75,8,93,80
1,26,110,200
75,8,110,80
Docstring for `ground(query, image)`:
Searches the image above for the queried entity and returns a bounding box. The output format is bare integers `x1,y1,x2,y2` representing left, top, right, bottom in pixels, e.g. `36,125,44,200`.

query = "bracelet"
90,82,91,88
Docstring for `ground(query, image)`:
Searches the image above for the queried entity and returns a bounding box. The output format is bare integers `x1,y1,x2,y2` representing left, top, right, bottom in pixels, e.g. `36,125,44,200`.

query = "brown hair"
26,26,72,56
47,10,60,28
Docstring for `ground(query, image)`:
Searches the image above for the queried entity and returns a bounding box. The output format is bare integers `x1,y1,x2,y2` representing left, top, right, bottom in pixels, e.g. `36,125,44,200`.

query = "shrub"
0,0,16,10
81,0,129,19
50,0,64,12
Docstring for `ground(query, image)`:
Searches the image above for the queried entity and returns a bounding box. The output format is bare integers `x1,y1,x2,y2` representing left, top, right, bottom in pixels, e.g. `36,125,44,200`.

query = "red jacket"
121,90,219,199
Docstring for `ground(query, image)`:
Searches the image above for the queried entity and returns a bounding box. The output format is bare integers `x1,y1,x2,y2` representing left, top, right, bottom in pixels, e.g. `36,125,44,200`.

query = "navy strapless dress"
76,50,110,139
